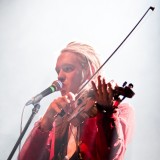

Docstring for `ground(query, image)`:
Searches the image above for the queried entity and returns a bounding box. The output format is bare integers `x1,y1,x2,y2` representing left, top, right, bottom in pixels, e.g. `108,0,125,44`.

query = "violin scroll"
113,81,135,101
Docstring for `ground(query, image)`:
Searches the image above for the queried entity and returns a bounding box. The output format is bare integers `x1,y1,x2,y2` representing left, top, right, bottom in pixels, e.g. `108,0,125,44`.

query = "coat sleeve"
18,120,51,160
95,103,135,160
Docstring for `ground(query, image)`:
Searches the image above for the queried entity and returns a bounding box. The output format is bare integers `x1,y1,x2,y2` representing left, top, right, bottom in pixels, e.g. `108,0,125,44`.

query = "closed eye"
56,64,75,74
62,64,75,73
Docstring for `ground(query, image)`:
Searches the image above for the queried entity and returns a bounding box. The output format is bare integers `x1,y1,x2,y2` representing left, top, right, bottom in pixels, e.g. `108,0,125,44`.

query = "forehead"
56,51,80,67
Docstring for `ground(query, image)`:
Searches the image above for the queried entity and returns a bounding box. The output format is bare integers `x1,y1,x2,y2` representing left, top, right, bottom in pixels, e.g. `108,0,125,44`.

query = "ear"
87,62,95,79
83,63,95,81
90,64,95,76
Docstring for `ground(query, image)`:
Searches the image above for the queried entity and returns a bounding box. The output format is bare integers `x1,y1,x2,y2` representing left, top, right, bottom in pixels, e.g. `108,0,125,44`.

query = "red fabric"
19,122,50,160
19,103,135,160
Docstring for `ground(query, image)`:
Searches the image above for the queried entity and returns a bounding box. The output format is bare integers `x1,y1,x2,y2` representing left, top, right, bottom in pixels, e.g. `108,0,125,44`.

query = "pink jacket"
19,103,135,160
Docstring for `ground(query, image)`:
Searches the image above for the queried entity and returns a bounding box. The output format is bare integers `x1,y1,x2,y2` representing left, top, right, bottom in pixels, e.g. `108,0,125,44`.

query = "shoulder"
118,103,135,118
118,103,135,130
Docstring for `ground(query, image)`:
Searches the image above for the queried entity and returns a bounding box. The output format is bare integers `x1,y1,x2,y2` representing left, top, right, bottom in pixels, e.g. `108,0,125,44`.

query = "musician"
19,42,135,160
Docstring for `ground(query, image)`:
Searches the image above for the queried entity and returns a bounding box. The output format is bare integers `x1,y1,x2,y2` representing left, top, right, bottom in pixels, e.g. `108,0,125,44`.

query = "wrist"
39,118,52,132
39,103,62,131
95,102,117,114
40,112,58,131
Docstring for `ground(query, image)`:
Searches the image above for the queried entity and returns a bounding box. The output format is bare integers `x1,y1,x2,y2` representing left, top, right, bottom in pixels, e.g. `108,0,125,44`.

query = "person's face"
55,51,85,96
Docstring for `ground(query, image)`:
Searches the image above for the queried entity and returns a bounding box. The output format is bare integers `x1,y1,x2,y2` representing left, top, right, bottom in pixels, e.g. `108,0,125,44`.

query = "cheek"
69,71,83,91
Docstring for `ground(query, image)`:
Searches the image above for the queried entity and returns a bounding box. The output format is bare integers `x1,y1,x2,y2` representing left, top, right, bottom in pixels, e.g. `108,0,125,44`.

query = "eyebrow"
55,63,75,71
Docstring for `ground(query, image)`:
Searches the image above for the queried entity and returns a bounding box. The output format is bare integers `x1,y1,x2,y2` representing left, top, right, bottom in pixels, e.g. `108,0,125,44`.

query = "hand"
48,92,75,114
91,76,114,109
40,92,75,131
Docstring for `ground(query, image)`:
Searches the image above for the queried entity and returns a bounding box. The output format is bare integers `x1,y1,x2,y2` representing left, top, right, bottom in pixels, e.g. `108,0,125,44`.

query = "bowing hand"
49,92,75,114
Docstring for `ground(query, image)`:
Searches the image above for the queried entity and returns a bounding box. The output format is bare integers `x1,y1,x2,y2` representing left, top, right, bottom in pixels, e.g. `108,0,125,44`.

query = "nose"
58,69,66,82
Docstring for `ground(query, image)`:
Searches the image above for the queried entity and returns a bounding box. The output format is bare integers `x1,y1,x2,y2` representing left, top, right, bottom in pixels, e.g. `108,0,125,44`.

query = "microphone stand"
7,103,40,160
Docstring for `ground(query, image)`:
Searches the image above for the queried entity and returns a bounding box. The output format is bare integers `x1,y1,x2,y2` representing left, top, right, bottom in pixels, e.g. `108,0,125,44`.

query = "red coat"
19,103,135,160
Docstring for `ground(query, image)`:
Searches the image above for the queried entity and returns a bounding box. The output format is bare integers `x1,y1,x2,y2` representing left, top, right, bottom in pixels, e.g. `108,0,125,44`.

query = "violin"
67,81,135,126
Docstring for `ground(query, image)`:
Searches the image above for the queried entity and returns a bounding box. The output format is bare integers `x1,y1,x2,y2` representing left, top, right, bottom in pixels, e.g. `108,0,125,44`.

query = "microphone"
25,80,62,106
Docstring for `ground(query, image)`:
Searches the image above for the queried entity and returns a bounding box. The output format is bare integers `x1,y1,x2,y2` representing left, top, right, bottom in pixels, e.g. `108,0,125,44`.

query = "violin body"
68,97,97,126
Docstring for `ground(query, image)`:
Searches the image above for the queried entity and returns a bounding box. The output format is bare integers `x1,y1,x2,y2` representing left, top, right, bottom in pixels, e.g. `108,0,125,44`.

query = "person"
19,42,135,160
